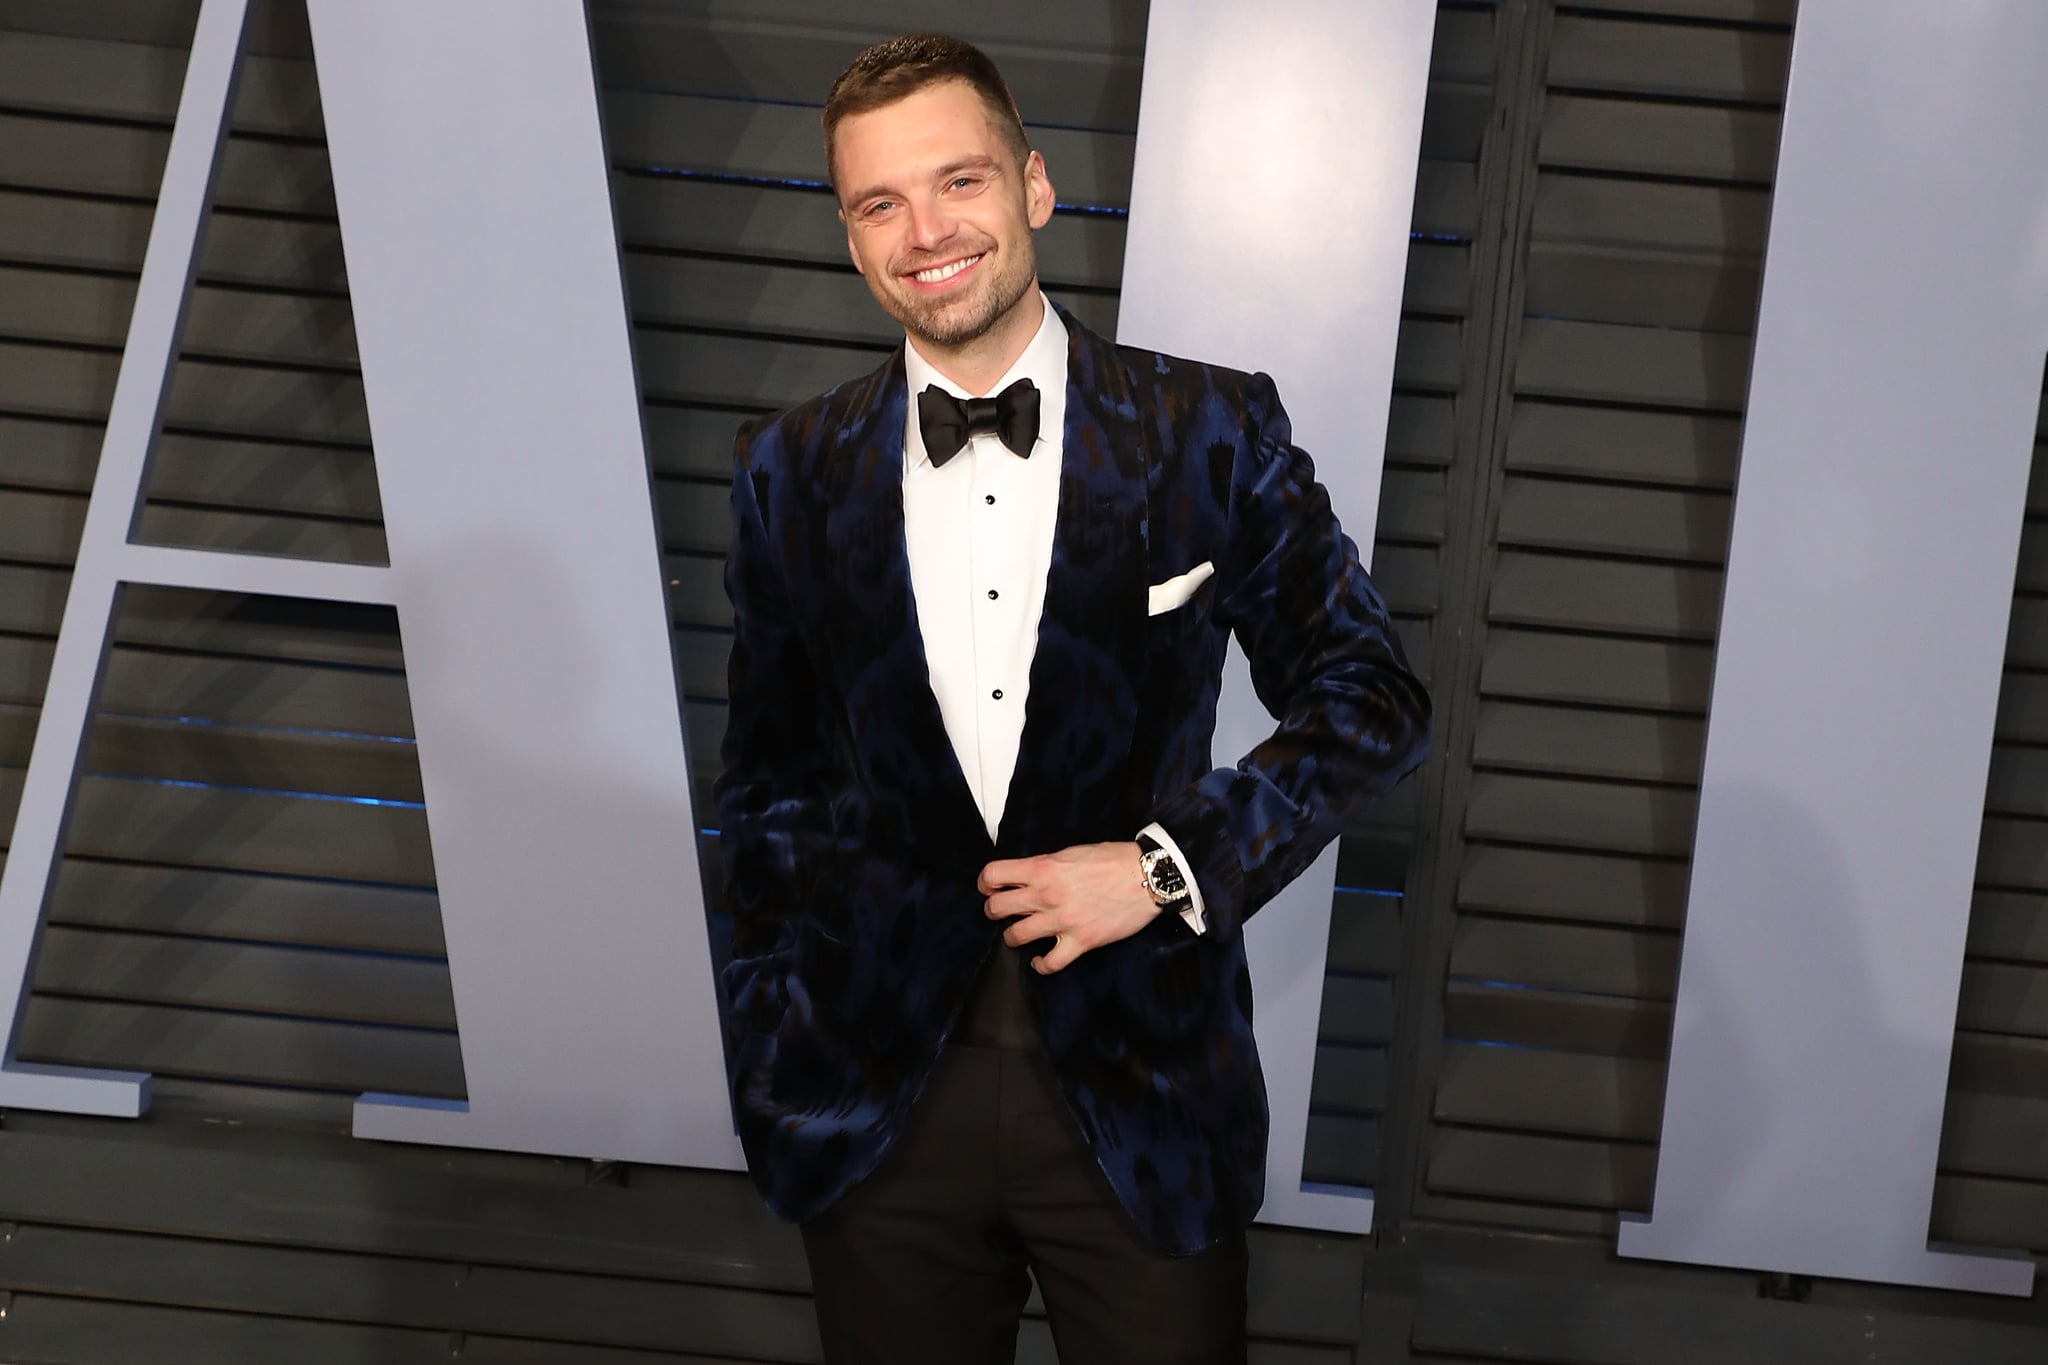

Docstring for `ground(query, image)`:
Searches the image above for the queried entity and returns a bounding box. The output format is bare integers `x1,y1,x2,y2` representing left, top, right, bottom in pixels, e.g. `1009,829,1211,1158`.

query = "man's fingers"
977,858,1031,894
1002,912,1057,948
986,888,1033,921
977,856,1041,894
1034,933,1085,974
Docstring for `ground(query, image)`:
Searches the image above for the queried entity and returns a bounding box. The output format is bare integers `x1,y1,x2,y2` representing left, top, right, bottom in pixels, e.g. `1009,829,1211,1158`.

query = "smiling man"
715,33,1431,1365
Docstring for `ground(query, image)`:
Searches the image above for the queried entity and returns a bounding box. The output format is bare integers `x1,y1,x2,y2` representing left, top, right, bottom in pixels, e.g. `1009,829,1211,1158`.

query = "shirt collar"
903,292,1069,471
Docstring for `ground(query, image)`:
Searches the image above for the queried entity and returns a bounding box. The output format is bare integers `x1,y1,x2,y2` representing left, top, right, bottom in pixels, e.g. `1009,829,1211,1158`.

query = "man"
716,32,1431,1364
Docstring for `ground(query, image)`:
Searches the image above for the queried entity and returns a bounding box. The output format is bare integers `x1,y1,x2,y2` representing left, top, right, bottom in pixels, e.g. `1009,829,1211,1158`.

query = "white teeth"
913,255,981,284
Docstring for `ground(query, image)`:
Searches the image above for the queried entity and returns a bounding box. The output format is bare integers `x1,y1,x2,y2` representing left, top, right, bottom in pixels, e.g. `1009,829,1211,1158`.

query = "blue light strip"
104,711,417,746
89,773,425,810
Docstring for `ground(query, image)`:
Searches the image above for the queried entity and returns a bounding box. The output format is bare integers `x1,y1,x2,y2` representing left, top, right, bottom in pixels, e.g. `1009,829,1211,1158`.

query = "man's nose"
903,199,955,251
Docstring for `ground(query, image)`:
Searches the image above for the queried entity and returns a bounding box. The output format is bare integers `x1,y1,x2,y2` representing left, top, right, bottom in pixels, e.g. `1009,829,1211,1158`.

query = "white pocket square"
1147,561,1215,616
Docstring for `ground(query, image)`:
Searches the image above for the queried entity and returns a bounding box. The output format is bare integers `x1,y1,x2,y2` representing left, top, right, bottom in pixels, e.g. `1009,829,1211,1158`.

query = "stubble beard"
881,239,1037,352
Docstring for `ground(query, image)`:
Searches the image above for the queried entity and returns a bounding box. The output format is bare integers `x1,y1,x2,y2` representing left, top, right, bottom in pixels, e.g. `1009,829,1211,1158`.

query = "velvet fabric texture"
715,306,1431,1256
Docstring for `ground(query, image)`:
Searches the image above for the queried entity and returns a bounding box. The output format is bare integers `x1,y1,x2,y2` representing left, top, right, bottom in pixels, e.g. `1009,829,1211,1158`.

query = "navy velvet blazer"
715,305,1431,1255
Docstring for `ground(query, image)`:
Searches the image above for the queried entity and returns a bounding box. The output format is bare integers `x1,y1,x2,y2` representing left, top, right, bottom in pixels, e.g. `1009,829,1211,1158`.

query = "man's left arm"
982,372,1430,964
1143,370,1431,944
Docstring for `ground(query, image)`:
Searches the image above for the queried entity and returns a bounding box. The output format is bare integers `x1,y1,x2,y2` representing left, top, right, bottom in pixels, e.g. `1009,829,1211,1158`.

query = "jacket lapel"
815,349,992,860
994,308,1151,857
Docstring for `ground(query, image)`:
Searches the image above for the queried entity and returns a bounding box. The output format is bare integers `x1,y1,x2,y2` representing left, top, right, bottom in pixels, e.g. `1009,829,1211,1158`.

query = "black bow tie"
917,378,1040,466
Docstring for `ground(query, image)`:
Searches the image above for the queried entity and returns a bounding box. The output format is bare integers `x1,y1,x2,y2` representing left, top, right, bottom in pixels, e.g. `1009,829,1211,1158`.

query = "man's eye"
865,200,896,217
951,177,978,190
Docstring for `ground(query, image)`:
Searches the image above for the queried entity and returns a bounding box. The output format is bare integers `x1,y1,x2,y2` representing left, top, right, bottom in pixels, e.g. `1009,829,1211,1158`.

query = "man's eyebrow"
934,155,1003,181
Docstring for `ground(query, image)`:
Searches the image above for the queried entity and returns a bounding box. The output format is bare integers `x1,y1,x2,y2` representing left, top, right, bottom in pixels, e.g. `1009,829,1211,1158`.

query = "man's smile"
905,253,985,289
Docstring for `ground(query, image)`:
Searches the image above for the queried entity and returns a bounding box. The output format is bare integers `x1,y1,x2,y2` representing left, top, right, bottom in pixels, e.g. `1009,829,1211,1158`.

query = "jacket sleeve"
713,427,835,1057
1144,372,1432,944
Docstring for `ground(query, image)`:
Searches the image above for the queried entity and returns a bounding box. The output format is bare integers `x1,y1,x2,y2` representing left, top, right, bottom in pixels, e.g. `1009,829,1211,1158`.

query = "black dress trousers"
798,942,1251,1365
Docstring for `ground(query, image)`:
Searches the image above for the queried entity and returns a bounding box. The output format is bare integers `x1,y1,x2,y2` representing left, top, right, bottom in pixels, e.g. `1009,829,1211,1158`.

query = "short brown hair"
822,34,1031,192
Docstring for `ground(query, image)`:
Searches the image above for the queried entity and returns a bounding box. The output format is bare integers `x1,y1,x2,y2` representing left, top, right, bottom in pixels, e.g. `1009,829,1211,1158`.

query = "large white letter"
1118,0,1438,1234
0,0,741,1172
308,0,737,1168
1617,0,2048,1295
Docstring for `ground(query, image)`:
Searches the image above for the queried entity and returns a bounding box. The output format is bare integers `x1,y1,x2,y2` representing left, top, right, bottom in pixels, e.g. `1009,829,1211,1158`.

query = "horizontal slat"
1551,0,1794,21
0,767,434,884
1320,975,1397,1046
1302,1113,1378,1189
41,859,444,955
1979,816,2048,891
0,705,424,803
1460,845,1690,929
1968,892,2048,965
1473,699,1705,785
1548,15,1789,103
1465,772,1697,857
1957,962,2048,1038
18,997,462,1097
1504,400,1742,488
1523,240,1761,333
1988,747,2048,819
1450,915,1678,1002
1516,318,1752,410
1532,174,1771,255
1944,668,2046,748
1310,1043,1389,1115
1940,1091,2048,1183
1428,1125,1653,1210
1435,1042,1663,1140
31,925,454,1028
1489,550,1723,639
1497,476,1731,563
1953,1032,2048,1098
1443,979,1673,1057
1540,93,1781,183
1327,893,1402,976
1481,628,1714,712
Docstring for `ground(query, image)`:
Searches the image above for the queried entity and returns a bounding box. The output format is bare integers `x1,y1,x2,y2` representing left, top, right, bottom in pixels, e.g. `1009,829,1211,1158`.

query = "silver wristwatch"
1136,832,1191,910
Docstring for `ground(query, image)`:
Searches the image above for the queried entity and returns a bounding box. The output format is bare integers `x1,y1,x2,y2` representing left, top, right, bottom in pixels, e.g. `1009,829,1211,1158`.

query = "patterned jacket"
715,305,1431,1255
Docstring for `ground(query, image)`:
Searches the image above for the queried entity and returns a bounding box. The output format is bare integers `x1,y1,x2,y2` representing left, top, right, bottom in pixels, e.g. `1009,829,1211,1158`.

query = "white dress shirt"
901,295,1207,934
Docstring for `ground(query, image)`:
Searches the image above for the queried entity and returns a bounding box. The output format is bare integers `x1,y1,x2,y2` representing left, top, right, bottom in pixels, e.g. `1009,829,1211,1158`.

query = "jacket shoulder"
1099,334,1279,423
1091,332,1285,453
733,348,903,479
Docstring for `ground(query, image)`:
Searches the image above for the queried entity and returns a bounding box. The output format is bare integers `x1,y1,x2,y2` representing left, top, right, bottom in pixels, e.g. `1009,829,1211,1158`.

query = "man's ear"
1024,150,1055,230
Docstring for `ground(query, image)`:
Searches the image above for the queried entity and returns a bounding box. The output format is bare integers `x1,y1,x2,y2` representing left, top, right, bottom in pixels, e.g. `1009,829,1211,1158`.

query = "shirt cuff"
1138,821,1207,935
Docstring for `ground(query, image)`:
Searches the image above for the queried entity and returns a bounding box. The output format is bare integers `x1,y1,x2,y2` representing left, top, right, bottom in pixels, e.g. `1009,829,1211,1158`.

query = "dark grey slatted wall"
1417,0,1794,1242
1308,0,1495,1193
0,0,1497,1360
1396,2,2048,1359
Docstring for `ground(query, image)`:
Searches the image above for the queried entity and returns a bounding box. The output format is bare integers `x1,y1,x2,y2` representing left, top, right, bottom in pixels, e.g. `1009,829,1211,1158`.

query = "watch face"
1143,849,1188,901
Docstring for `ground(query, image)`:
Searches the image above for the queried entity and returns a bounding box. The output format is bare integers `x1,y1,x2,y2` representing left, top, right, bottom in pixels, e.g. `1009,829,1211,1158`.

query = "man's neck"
909,289,1047,396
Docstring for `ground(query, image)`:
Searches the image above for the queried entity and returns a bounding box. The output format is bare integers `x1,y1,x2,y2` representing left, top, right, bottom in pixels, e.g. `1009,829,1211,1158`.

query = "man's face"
834,80,1055,352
